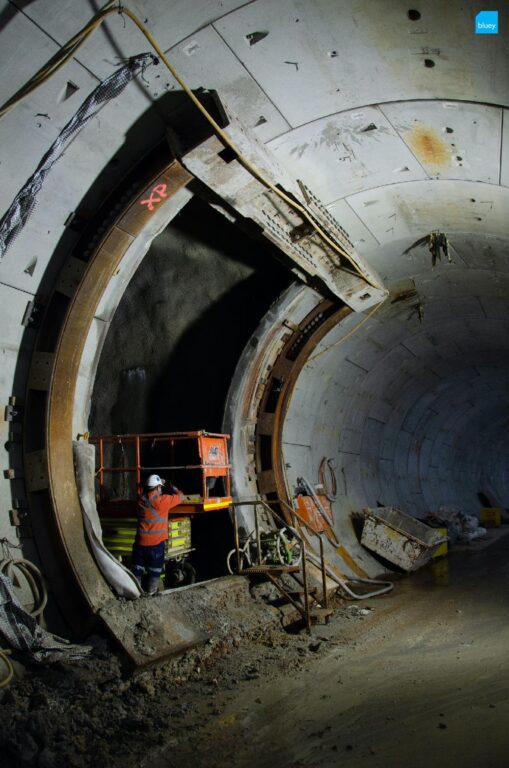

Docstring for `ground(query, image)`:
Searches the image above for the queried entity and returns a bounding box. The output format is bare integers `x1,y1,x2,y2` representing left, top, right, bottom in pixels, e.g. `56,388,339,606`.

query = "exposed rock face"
90,196,289,437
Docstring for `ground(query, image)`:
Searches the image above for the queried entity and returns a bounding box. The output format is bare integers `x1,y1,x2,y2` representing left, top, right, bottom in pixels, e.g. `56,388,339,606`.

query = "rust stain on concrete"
334,543,369,578
406,125,451,168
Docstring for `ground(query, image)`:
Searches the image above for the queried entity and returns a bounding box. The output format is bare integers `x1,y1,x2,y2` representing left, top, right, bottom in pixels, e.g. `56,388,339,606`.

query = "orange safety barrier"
89,430,232,516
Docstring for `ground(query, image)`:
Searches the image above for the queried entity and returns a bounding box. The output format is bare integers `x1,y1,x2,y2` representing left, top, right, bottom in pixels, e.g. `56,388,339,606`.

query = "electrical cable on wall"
0,0,119,118
319,457,337,503
0,1,382,291
308,296,388,364
0,53,156,259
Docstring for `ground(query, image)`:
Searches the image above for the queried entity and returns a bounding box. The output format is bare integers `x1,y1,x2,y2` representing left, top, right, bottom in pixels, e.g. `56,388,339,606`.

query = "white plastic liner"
73,441,141,599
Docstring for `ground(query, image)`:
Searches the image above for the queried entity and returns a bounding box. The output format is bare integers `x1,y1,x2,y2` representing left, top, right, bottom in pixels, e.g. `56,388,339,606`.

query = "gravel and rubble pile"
0,622,348,768
0,585,356,768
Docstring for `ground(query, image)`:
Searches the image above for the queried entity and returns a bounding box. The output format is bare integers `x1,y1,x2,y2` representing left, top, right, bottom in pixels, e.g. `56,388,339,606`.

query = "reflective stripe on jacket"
136,489,182,547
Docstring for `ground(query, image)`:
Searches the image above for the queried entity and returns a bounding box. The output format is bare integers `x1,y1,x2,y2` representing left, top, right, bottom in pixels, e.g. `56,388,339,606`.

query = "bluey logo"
475,10,498,33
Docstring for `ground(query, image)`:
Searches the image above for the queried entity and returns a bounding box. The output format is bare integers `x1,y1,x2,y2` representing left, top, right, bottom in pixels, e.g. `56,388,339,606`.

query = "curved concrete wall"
282,253,509,534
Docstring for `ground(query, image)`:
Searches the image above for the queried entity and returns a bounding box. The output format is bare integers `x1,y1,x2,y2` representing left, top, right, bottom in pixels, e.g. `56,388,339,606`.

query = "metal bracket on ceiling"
166,95,387,311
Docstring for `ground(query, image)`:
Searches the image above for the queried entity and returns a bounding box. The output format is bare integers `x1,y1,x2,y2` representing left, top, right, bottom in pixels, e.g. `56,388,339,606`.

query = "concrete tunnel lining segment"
280,278,509,518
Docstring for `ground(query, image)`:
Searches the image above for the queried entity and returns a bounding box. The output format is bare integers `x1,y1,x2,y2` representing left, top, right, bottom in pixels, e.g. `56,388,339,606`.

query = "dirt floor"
2,530,509,768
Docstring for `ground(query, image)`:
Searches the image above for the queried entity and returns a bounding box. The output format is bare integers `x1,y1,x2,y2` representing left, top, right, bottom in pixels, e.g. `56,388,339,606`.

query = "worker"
131,474,184,595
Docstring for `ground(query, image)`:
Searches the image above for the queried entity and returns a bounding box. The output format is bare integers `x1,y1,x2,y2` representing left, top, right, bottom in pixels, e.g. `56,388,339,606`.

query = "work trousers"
131,540,165,592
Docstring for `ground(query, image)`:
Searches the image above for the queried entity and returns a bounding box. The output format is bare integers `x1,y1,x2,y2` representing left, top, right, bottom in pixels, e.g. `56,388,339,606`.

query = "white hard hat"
146,474,165,488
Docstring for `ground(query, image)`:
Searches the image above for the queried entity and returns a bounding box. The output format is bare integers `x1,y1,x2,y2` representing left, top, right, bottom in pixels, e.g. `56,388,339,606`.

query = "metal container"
361,507,447,571
480,507,502,527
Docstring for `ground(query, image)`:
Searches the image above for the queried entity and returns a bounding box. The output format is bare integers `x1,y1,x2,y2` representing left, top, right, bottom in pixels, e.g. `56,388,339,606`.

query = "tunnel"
1,1,509,765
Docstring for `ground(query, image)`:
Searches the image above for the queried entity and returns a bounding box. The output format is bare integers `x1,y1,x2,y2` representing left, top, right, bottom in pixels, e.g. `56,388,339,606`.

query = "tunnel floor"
155,531,509,768
3,532,509,768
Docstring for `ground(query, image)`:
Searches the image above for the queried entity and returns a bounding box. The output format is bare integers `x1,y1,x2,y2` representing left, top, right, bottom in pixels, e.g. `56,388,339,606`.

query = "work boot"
146,576,160,596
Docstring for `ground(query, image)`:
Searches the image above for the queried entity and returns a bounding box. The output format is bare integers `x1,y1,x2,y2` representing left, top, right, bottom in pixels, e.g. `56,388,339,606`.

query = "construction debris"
0,572,92,664
361,507,446,571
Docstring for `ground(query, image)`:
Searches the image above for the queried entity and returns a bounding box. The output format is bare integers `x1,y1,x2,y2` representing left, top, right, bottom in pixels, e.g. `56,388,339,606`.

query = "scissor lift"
89,431,232,585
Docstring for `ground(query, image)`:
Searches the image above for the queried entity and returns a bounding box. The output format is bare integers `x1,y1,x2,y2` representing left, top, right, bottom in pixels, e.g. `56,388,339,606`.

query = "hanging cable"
0,53,153,260
319,457,337,502
308,296,387,364
118,440,131,499
0,1,118,119
0,2,383,291
114,7,380,288
304,549,393,599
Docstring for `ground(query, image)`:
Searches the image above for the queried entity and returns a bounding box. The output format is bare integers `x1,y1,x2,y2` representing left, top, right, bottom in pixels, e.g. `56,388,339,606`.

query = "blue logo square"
475,10,499,33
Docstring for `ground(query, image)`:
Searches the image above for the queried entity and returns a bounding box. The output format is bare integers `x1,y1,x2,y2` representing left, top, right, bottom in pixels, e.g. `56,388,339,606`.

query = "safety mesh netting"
0,571,92,662
0,53,156,261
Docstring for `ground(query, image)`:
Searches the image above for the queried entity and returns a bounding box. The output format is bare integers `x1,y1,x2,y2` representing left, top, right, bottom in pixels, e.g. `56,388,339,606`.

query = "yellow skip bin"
431,527,449,559
480,508,501,527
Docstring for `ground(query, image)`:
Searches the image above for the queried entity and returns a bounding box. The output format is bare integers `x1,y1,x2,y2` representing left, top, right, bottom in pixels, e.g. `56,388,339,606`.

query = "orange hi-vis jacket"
136,488,183,547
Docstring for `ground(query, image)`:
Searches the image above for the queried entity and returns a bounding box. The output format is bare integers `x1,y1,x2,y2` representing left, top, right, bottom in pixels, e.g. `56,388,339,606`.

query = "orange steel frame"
89,431,232,513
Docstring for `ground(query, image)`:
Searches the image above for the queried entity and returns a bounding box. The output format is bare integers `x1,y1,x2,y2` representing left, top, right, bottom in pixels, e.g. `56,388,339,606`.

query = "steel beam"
168,100,387,311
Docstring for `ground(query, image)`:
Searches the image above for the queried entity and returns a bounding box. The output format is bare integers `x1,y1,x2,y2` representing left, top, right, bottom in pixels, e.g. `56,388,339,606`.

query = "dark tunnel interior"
90,195,291,580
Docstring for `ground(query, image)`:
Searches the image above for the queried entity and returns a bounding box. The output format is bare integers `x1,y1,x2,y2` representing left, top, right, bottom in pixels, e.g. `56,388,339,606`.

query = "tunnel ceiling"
0,0,507,298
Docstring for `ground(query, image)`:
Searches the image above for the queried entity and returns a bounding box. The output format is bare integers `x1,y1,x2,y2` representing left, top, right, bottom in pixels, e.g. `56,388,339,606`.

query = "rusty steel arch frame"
250,300,373,580
253,300,351,503
23,158,193,633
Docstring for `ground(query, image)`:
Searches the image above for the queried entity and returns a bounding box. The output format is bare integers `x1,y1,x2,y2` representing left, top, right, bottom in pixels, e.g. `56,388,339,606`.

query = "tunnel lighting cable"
0,1,118,119
0,2,381,292
307,295,388,364
319,457,337,503
114,7,380,290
